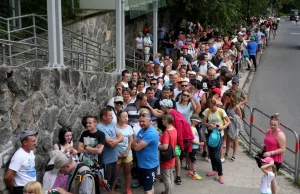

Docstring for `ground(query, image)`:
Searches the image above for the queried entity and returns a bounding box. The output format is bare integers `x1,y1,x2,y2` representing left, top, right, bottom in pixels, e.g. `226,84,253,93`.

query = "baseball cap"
177,77,185,83
114,96,124,102
169,70,178,75
162,85,174,91
261,157,274,164
54,152,72,172
182,60,188,66
159,99,173,108
47,150,62,167
212,88,221,97
181,45,188,49
20,130,38,141
153,58,160,65
232,76,239,84
190,114,202,122
188,71,196,76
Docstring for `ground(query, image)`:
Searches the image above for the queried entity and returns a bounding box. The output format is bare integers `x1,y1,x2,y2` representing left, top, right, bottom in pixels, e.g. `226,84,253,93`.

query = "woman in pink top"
263,113,286,194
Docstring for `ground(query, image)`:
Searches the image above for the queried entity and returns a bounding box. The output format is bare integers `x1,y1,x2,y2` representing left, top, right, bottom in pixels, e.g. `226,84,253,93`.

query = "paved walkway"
119,146,299,194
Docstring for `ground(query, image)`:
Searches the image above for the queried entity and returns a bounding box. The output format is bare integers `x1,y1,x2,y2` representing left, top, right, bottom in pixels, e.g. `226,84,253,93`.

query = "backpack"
208,129,221,148
68,163,111,194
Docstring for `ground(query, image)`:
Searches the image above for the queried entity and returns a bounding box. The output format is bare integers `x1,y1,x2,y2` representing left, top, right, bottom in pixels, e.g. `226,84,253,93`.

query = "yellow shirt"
202,108,227,136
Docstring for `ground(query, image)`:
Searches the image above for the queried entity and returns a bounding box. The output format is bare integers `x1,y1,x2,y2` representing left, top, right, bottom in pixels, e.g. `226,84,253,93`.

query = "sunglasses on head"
115,101,123,105
139,113,150,118
182,93,190,97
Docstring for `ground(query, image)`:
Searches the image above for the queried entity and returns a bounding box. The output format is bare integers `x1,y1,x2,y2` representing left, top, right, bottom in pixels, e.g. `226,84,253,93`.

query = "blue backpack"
208,129,221,148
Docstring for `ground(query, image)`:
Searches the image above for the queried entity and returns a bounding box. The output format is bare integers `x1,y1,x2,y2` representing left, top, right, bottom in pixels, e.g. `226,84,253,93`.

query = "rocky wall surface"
0,66,119,193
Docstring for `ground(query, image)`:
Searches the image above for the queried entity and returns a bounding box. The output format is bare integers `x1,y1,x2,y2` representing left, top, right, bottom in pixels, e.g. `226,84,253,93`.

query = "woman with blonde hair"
176,90,196,124
23,181,43,194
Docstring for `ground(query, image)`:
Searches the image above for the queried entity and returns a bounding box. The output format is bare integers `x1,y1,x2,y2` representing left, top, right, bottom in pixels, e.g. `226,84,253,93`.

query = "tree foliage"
167,0,277,33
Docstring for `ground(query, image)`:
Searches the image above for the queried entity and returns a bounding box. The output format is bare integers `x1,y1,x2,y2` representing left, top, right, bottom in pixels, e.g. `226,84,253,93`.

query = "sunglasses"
147,76,154,79
116,88,122,91
181,85,188,87
150,83,157,86
115,101,123,105
139,113,150,118
182,93,190,97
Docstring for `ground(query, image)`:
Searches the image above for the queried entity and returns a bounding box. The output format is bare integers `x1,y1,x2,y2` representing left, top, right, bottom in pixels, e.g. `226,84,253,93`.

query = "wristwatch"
84,145,88,150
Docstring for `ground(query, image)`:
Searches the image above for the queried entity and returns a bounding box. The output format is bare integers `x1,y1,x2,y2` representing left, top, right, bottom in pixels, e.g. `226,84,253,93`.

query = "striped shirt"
125,103,140,127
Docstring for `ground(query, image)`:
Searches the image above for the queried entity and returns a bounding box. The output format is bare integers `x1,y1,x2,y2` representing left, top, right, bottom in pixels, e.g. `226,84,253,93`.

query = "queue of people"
3,16,286,194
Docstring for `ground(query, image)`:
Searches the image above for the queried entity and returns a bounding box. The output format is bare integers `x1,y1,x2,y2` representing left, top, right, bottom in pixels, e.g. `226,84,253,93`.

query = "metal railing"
0,14,146,71
239,105,300,184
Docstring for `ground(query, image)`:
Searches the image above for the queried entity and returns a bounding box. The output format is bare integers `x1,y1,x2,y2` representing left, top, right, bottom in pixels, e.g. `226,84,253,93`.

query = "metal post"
7,20,12,66
71,0,75,15
33,16,38,68
47,0,58,67
133,50,136,69
115,0,122,72
152,0,158,57
295,134,300,184
2,43,6,65
15,0,22,28
121,0,125,70
10,0,16,28
55,0,64,67
249,109,254,153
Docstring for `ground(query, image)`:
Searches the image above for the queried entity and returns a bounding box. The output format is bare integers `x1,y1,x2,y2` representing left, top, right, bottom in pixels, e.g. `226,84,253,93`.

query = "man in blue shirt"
132,108,159,194
247,36,258,71
253,28,265,54
97,107,123,189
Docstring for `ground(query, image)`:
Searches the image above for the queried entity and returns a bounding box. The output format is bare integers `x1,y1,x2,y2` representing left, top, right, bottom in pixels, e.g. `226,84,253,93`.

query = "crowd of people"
3,16,286,194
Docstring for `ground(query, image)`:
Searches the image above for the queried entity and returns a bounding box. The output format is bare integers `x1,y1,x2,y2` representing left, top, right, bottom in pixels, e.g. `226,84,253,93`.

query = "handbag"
160,130,175,162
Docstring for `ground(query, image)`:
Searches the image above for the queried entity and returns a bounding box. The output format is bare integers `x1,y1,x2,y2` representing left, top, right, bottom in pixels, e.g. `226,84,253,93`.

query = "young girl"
187,114,204,180
260,157,276,194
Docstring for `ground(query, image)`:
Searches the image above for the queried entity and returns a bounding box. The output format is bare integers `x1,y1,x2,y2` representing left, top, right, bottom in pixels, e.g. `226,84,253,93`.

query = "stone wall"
64,8,174,53
0,66,119,193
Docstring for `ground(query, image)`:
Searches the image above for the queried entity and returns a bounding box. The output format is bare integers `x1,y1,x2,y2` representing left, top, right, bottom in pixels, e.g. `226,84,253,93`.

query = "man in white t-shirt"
121,70,130,88
5,130,38,194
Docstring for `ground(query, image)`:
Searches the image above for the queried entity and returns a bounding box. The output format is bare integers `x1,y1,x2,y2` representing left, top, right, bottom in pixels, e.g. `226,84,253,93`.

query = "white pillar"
55,0,64,67
15,0,22,28
152,0,158,57
47,0,58,67
115,0,122,72
121,1,126,70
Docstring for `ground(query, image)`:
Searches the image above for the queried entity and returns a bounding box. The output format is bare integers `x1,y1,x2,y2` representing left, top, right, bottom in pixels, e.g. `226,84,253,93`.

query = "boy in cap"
187,114,204,180
5,130,38,194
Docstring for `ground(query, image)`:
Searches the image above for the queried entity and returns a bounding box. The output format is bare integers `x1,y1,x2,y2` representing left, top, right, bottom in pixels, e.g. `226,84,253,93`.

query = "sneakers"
221,157,225,163
126,189,132,194
207,171,218,177
204,157,211,162
131,181,140,188
192,173,204,180
217,176,225,184
188,171,193,178
175,176,182,185
202,151,207,158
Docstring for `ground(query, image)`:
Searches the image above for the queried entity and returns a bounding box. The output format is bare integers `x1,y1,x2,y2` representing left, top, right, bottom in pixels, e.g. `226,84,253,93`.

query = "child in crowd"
259,157,276,194
187,114,204,180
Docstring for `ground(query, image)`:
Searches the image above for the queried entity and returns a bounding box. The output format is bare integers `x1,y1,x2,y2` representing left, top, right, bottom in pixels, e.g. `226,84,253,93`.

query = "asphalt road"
247,17,300,170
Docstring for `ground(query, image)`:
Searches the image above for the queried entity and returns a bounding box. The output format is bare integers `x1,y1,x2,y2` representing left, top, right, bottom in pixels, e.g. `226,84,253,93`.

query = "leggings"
249,55,257,69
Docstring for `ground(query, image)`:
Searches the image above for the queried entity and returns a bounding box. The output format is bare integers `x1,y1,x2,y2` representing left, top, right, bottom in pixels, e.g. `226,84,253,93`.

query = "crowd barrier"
239,105,300,184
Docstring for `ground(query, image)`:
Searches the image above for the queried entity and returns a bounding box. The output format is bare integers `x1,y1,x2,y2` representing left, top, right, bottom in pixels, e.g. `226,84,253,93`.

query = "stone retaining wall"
0,66,119,192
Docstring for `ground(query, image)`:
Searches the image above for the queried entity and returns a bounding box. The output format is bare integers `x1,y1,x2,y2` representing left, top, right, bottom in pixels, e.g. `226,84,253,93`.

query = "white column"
47,0,58,67
55,0,64,67
152,0,158,57
115,0,122,72
121,0,126,70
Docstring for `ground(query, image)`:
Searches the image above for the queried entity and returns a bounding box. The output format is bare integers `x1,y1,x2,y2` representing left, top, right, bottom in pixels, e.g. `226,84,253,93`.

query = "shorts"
139,167,157,191
189,149,198,163
258,44,262,51
117,155,133,164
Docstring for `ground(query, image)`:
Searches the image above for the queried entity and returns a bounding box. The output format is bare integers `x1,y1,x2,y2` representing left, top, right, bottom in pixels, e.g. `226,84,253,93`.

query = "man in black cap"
5,130,38,194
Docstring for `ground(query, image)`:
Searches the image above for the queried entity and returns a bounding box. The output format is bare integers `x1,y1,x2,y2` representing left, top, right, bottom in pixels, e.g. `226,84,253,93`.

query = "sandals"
223,153,228,157
230,156,236,162
217,176,225,184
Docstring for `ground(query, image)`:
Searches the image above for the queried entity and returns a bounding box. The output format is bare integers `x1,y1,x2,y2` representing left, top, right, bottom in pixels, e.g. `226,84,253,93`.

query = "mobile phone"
50,189,59,194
